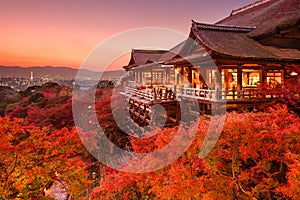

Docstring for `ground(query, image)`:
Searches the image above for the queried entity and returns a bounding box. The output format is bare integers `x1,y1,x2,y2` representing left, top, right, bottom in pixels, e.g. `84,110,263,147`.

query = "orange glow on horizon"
0,0,256,71
0,52,130,72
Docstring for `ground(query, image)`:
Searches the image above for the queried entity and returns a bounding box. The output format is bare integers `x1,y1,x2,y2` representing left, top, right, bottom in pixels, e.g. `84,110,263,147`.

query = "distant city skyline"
1,0,256,71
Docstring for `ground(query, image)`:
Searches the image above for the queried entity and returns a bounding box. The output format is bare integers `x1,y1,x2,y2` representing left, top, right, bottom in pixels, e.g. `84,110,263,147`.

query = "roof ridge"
191,21,255,32
230,0,272,16
132,49,168,53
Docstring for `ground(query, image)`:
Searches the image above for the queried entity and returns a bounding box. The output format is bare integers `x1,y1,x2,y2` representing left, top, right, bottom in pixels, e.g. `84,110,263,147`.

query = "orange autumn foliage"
0,117,90,199
91,105,300,200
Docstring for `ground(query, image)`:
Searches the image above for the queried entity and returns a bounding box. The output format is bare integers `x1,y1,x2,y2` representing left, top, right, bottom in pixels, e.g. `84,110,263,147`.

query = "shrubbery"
91,106,300,200
1,83,299,199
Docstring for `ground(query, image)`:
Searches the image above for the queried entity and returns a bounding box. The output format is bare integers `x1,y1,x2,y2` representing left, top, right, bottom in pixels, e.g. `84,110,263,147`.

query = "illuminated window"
242,69,260,87
207,70,217,87
228,69,237,89
267,70,283,85
142,71,152,85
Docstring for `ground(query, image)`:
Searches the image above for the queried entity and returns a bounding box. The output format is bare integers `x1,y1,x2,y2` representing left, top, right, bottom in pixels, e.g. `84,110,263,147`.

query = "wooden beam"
214,55,300,66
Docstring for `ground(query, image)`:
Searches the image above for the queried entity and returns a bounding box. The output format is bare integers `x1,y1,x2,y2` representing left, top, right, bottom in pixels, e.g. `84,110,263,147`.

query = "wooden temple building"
121,0,300,127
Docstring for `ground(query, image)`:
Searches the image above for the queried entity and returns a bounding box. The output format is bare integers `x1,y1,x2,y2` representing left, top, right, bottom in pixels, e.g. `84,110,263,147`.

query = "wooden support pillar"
175,67,179,85
176,101,181,123
163,70,166,85
137,70,140,83
261,66,267,86
140,70,143,84
170,68,175,85
164,69,167,85
180,66,184,85
224,69,229,90
237,65,243,90
166,68,170,84
132,70,135,81
280,65,284,83
200,68,206,86
188,66,192,85
150,68,153,86
216,66,222,89
153,87,157,102
173,85,177,96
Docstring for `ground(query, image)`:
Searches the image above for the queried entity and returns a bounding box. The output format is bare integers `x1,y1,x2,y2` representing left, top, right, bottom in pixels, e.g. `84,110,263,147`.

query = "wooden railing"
180,88,218,100
124,86,297,102
124,86,176,102
179,87,286,101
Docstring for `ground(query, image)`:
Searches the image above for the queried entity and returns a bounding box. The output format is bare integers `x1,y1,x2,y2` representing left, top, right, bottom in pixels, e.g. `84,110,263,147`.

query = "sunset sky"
1,0,256,71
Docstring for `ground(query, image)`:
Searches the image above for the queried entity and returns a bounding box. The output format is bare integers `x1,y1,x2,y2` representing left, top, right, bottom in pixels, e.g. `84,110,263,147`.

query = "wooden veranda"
121,0,300,127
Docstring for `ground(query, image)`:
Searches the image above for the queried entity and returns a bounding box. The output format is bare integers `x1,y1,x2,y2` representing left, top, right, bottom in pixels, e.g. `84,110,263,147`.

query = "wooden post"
153,87,157,102
188,66,192,85
280,65,284,83
138,70,141,84
261,66,267,86
143,103,147,125
237,65,243,91
200,68,206,86
181,66,184,85
150,68,153,86
132,70,136,81
176,101,180,123
173,85,176,96
175,66,179,85
165,68,168,85
216,66,222,89
224,69,229,90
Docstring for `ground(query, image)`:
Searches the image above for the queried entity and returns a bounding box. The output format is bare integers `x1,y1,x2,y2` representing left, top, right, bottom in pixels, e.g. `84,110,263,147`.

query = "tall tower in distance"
28,71,34,87
30,71,34,81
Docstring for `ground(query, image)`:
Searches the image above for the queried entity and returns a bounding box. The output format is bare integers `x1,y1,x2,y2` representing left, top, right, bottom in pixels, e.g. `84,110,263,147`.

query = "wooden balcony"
120,86,179,129
121,85,300,109
120,85,299,128
179,87,283,102
122,86,287,103
123,86,176,103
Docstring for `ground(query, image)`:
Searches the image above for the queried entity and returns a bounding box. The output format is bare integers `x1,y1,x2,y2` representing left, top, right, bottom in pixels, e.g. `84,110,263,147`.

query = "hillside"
0,66,125,80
